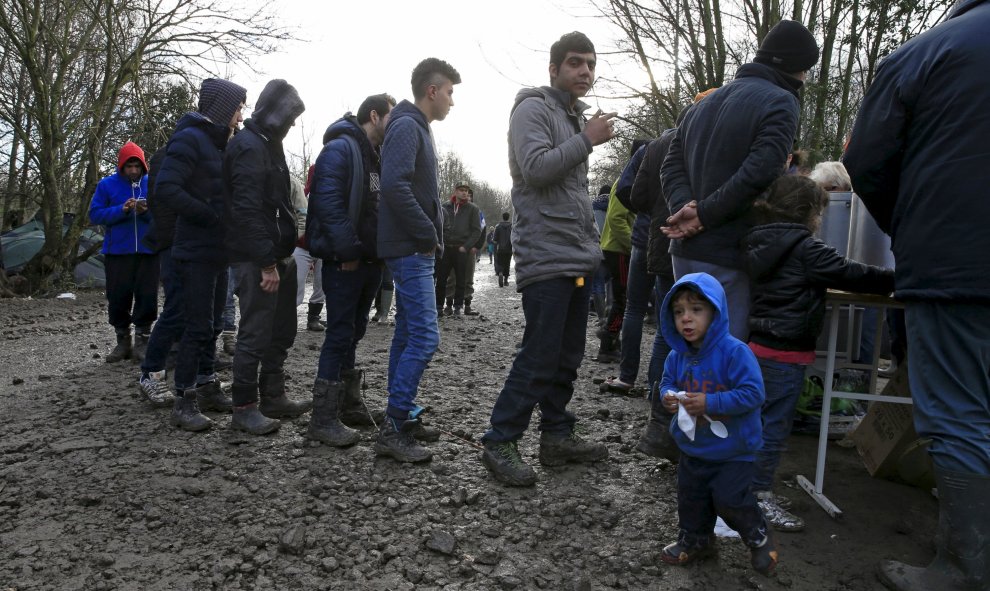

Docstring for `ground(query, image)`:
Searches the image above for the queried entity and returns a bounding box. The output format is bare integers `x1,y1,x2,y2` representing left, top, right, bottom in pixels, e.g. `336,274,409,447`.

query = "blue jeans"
752,357,808,491
172,260,226,391
906,302,990,474
619,246,654,384
646,273,675,395
672,255,750,341
317,261,383,382
483,277,589,442
677,455,768,547
142,248,183,374
385,253,441,415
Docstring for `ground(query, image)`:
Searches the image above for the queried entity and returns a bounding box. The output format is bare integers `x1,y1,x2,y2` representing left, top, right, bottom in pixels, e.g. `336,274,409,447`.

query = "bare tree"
0,0,291,291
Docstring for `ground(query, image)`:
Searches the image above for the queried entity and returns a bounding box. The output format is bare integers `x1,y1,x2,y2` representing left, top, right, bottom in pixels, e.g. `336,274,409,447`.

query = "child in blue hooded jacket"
658,272,777,575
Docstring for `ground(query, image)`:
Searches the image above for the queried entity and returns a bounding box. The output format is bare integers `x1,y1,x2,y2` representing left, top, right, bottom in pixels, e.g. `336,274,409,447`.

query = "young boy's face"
671,291,715,347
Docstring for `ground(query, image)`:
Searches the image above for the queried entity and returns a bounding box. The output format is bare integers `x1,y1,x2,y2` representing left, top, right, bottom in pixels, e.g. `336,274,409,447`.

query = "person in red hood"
88,141,158,363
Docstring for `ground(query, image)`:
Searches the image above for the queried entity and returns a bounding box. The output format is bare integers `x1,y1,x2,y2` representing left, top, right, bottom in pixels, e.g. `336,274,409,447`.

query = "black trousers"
494,250,512,277
677,454,768,547
104,253,160,334
435,247,468,308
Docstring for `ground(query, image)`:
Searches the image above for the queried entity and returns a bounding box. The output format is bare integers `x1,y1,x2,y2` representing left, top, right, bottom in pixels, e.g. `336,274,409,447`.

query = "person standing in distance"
376,58,461,463
480,31,616,486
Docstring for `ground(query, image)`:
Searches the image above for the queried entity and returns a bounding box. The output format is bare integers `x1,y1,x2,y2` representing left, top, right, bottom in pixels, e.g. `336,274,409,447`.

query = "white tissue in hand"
671,391,697,441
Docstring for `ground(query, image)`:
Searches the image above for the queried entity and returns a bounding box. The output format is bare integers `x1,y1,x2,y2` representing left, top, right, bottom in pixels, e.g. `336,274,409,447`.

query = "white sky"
235,0,640,192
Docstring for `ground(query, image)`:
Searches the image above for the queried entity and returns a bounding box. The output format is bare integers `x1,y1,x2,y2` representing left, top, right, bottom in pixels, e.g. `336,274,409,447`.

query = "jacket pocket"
538,205,582,245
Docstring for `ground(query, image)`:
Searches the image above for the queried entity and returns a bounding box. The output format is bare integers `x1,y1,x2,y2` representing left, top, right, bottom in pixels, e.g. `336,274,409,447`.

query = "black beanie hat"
198,78,248,126
754,20,820,73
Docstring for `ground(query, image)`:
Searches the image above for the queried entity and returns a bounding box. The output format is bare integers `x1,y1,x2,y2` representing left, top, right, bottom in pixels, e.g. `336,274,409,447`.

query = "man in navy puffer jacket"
155,77,246,432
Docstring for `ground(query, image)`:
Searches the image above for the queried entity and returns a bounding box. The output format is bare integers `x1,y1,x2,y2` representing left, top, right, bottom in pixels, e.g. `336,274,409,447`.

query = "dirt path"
0,265,935,590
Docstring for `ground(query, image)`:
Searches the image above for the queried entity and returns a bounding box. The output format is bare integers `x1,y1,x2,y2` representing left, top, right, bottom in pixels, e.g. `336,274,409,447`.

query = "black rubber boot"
307,379,360,447
259,371,312,418
373,417,433,463
338,368,382,426
879,470,990,591
195,379,232,412
132,330,150,363
106,331,132,363
307,303,325,331
169,389,212,432
636,388,680,461
231,402,280,435
464,298,479,316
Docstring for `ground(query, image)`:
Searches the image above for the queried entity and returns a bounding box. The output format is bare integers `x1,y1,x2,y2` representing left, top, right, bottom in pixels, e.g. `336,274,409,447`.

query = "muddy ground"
0,263,937,591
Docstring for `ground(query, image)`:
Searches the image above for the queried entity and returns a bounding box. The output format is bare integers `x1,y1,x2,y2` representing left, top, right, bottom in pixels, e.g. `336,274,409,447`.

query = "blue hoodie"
659,272,765,461
88,141,153,255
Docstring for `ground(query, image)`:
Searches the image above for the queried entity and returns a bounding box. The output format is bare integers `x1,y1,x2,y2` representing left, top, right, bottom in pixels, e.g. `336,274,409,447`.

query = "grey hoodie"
507,86,602,289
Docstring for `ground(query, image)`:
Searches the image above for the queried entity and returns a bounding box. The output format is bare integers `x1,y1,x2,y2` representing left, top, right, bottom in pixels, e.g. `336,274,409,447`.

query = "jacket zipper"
132,181,139,252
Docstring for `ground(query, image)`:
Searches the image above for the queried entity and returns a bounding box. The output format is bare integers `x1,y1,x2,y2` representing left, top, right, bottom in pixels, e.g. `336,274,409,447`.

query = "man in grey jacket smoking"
480,31,617,486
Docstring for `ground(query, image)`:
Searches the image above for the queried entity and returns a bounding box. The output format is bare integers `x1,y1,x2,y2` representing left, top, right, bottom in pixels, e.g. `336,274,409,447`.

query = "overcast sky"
234,0,638,192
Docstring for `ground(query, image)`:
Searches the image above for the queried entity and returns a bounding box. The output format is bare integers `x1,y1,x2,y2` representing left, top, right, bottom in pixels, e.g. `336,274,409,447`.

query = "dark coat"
843,0,990,302
744,223,895,351
223,119,297,267
154,112,231,265
378,100,443,259
307,116,381,262
142,146,176,253
630,131,675,278
661,63,801,269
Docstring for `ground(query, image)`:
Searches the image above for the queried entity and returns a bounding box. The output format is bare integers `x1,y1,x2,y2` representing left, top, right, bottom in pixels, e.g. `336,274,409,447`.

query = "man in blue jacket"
89,141,158,363
844,2,990,588
306,92,395,448
377,58,460,463
155,77,245,432
661,20,819,341
223,79,311,436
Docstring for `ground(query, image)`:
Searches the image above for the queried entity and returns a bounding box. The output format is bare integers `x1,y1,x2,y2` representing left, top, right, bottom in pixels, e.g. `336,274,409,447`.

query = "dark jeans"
619,246,654,384
603,251,628,335
173,259,226,391
494,250,512,277
231,259,298,402
647,273,675,394
677,455,768,547
483,277,589,443
752,357,808,491
906,301,990,474
142,249,180,374
104,253,160,334
435,247,468,308
317,261,382,382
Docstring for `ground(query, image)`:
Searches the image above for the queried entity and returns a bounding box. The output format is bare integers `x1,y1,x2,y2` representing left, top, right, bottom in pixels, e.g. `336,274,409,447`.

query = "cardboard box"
850,365,919,479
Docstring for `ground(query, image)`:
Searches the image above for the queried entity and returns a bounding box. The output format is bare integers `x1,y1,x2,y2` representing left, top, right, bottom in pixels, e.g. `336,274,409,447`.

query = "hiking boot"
636,392,680,461
748,531,779,576
338,368,379,427
221,330,237,355
481,440,537,486
307,379,360,447
661,536,717,566
453,307,463,316
259,371,312,418
307,303,325,332
410,419,441,442
374,417,433,463
757,491,803,531
231,403,281,435
139,370,174,408
442,305,453,316
106,332,132,363
464,301,479,316
132,332,149,363
538,431,609,466
195,379,232,412
169,389,213,432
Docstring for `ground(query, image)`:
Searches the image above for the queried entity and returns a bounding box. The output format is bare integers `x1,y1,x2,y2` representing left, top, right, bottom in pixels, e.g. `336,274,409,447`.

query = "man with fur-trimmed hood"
223,79,312,435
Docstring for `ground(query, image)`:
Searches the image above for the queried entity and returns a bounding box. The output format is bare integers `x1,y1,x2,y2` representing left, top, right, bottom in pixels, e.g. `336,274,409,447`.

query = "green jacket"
600,182,634,254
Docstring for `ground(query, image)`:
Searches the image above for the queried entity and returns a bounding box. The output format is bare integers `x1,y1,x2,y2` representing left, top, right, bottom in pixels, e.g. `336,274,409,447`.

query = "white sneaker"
140,371,174,407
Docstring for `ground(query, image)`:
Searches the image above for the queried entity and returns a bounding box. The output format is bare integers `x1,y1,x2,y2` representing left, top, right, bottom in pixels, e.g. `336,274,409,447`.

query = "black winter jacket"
142,146,176,253
223,119,298,267
307,116,381,262
155,112,230,265
630,130,675,278
844,0,990,302
744,223,895,351
662,63,801,269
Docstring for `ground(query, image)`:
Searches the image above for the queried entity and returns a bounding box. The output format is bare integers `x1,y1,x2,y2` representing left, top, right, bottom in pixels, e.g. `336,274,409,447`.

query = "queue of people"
86,7,990,587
